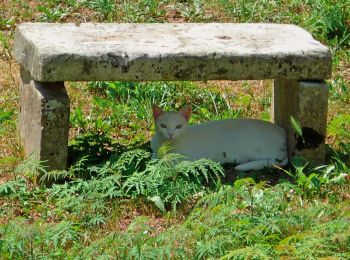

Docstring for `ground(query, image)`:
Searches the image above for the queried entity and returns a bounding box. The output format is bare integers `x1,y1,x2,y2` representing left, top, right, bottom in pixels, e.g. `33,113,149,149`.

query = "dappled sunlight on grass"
0,0,349,258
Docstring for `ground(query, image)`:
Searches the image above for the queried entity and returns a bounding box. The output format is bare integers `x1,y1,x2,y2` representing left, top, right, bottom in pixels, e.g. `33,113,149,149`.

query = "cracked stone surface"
14,23,332,82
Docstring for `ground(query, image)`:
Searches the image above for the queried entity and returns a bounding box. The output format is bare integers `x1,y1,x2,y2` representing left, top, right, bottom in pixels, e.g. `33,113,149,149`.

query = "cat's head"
152,104,191,140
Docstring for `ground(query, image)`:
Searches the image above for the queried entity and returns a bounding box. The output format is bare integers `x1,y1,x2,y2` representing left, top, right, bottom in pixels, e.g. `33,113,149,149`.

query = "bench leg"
272,78,328,164
19,67,70,170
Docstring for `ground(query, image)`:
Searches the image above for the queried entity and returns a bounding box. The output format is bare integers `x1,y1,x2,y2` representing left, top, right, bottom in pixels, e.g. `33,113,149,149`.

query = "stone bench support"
19,67,69,170
14,23,332,169
272,79,328,163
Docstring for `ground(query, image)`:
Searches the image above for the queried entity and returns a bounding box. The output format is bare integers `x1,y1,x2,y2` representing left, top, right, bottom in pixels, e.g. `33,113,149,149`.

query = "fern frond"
0,178,27,197
114,149,151,174
177,159,225,184
14,152,48,179
40,170,74,183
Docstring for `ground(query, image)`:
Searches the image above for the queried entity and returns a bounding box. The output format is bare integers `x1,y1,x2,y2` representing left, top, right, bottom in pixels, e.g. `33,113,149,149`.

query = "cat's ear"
180,105,192,121
152,104,163,119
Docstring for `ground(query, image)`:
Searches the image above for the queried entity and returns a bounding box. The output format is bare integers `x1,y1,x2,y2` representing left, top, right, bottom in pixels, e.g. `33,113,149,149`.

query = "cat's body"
151,105,288,171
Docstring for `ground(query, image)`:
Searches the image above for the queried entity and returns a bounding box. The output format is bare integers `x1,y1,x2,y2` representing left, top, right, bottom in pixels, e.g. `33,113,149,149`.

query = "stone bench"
13,23,331,170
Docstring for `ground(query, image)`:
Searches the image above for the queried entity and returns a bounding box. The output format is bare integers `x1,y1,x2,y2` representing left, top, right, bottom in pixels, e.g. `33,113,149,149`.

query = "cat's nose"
168,133,174,139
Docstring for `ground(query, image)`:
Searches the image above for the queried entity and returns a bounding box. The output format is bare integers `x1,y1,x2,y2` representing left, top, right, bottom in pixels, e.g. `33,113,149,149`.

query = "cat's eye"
176,124,183,129
160,123,167,128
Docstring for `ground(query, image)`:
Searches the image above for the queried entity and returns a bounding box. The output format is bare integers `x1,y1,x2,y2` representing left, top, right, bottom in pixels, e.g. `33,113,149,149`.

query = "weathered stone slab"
19,67,69,170
272,79,328,164
14,23,331,82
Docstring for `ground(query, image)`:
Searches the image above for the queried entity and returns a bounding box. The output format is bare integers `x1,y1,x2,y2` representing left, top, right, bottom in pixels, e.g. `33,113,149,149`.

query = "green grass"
0,0,349,258
1,156,349,258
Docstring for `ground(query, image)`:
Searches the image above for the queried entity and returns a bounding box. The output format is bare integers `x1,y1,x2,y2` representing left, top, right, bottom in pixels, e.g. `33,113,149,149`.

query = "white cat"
151,105,288,171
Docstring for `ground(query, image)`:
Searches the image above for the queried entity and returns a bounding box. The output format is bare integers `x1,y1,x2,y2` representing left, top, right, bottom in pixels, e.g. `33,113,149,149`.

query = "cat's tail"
234,158,288,171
